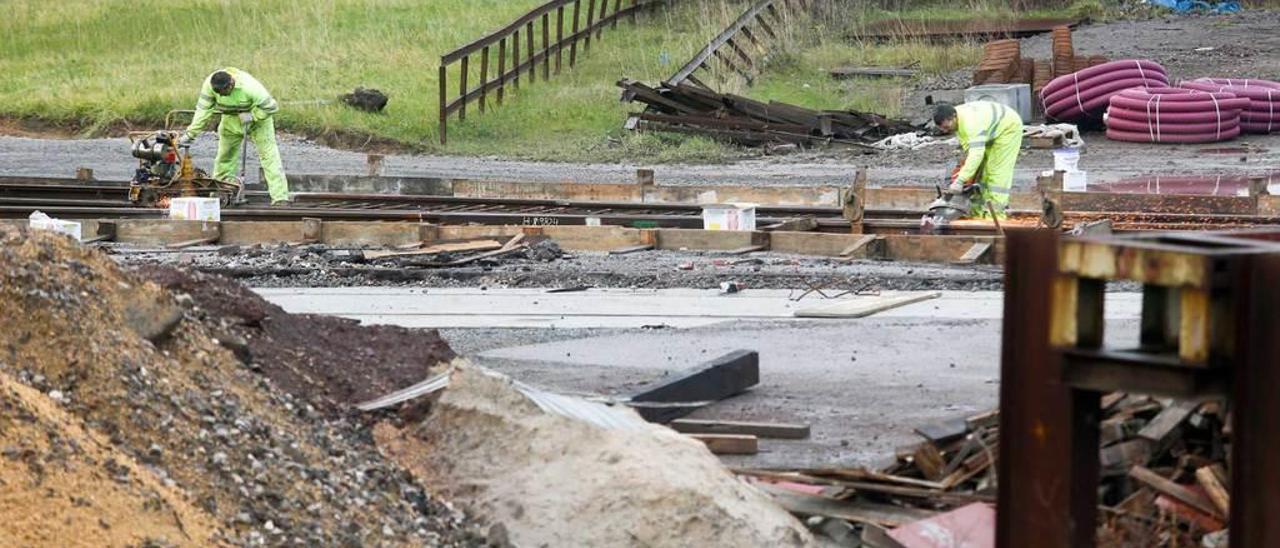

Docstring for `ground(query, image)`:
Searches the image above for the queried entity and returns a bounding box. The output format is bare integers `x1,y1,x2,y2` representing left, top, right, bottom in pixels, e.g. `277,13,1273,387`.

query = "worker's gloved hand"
947,179,965,193
238,112,253,125
178,133,195,147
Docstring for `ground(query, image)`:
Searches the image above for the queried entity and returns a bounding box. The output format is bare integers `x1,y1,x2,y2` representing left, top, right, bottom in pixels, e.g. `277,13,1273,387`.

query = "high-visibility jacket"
185,68,279,138
954,101,1023,214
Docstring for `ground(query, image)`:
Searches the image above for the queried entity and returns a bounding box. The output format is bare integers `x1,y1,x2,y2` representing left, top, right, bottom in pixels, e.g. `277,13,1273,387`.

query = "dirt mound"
0,371,218,546
0,226,484,545
134,264,455,411
376,363,812,548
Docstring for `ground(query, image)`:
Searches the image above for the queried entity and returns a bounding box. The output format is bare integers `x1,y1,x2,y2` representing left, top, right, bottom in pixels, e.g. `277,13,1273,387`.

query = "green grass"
0,0,751,162
0,0,1138,162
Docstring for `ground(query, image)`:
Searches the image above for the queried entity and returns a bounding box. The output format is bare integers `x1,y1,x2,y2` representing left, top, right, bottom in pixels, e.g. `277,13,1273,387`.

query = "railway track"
2,176,1278,236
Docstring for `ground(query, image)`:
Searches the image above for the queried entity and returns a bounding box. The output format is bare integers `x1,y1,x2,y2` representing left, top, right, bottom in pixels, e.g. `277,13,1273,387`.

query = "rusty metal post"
1230,252,1280,548
438,64,448,145
997,229,1099,548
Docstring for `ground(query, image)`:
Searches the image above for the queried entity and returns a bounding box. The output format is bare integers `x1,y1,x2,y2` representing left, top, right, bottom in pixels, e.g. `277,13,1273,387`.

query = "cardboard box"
169,197,221,221
702,203,757,231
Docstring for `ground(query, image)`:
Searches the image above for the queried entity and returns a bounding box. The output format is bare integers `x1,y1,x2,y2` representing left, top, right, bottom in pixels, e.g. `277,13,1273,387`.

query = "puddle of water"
1088,172,1280,196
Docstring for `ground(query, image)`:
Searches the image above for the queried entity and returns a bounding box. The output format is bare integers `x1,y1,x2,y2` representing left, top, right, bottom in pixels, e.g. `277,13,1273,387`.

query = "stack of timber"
737,394,1231,546
619,79,918,149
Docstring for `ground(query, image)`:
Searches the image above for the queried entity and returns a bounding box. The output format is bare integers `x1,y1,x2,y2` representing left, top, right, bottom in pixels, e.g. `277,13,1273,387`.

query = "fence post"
497,37,507,104
570,0,582,67
526,21,536,84
459,55,469,120
596,0,608,39
556,6,565,73
480,46,490,113
513,29,521,89
438,64,448,145
631,0,638,24
542,12,551,80
613,0,623,29
584,0,596,51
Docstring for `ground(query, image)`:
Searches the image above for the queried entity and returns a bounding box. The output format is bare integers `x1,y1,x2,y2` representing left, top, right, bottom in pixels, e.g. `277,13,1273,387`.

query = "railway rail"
2,176,1279,237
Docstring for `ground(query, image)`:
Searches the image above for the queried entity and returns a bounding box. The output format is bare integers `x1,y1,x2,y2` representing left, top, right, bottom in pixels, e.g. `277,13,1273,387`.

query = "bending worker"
181,68,290,205
933,102,1023,219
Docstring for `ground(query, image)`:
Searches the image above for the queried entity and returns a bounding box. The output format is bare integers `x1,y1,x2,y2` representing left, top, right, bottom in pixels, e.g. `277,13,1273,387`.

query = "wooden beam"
1196,465,1230,518
688,433,758,455
608,243,654,255
670,419,809,439
1129,465,1223,519
758,484,937,528
953,242,993,265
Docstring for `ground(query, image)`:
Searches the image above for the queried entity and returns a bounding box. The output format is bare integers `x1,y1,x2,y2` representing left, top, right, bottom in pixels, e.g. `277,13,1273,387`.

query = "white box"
702,203,757,231
965,83,1032,123
30,217,82,241
169,197,221,221
1063,170,1088,192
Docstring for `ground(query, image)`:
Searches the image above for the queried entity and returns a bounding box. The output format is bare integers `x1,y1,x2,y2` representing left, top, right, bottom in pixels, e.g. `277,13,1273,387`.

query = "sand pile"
0,371,218,546
0,226,485,545
376,363,812,548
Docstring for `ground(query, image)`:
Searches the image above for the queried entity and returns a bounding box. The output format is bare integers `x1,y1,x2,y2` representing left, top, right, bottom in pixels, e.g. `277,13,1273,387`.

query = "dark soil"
134,265,456,411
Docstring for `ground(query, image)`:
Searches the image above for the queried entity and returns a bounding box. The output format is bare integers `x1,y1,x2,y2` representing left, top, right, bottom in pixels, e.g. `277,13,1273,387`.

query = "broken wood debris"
688,433,759,455
628,349,760,423
619,79,917,149
739,395,1232,545
357,234,556,267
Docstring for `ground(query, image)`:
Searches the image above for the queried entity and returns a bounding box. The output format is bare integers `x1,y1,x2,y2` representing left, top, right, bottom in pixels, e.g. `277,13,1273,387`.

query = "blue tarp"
1145,0,1242,13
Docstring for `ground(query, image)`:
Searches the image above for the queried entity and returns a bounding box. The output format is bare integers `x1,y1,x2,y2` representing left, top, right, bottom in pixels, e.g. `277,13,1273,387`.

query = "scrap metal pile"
618,79,918,149
737,394,1231,546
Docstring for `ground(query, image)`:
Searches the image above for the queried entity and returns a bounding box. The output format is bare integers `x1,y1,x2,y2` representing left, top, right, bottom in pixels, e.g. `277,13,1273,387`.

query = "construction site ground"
5,8,1280,546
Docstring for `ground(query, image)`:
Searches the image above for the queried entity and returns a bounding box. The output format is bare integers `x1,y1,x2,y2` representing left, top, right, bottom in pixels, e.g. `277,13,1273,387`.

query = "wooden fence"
666,0,809,89
438,0,669,144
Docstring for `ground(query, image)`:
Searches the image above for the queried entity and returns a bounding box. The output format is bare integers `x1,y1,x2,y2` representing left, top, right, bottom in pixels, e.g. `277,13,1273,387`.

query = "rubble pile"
0,226,486,545
739,394,1231,546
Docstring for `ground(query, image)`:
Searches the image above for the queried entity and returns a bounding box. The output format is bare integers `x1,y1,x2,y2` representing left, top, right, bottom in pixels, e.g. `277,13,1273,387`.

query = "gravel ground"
108,243,1006,291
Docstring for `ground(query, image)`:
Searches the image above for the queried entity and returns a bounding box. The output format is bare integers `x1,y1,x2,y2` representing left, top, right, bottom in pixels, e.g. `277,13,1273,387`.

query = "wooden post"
438,64,448,145
556,6,565,73
479,46,490,113
75,167,94,181
542,12,551,80
458,55,469,120
512,29,520,89
526,21,536,84
570,0,582,67
584,0,596,51
596,0,609,38
365,154,384,177
613,0,623,28
497,38,507,104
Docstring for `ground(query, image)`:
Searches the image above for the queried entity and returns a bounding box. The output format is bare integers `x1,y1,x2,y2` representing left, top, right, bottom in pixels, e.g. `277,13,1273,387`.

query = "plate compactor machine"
127,111,245,207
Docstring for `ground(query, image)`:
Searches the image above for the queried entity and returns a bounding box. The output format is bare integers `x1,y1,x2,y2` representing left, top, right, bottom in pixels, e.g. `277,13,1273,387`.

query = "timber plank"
1129,465,1222,519
688,434,758,455
670,419,810,439
630,349,760,423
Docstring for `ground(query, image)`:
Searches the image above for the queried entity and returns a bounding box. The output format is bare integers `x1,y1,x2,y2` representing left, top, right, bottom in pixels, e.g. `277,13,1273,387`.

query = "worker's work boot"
269,199,293,208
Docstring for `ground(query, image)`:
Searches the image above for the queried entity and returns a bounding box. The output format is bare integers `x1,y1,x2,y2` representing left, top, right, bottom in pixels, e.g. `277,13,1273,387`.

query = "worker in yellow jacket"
181,68,290,205
933,102,1023,219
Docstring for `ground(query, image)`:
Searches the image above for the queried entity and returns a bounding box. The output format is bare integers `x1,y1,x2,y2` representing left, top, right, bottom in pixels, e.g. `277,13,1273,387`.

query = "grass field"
0,0,1103,162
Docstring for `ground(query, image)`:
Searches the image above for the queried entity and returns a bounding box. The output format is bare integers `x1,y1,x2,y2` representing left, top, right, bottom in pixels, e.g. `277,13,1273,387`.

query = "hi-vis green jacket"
953,101,1022,193
185,68,279,137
